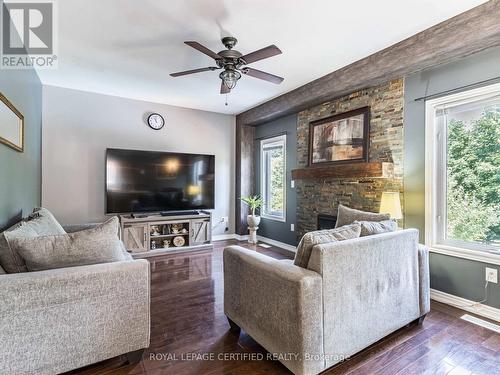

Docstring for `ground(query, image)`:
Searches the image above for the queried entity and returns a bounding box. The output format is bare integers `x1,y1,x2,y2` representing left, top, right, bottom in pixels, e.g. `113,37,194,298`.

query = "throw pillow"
355,220,397,236
294,223,361,268
27,207,66,235
0,222,39,273
335,204,390,228
10,216,131,272
0,207,67,273
0,264,5,275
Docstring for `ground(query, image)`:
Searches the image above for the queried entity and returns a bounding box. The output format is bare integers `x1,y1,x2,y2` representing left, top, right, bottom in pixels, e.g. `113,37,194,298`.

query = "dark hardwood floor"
68,240,500,375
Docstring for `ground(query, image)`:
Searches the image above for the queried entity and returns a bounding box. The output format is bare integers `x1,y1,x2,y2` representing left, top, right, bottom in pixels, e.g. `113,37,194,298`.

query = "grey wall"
404,46,500,309
254,114,297,246
42,86,236,236
0,68,42,229
430,254,500,309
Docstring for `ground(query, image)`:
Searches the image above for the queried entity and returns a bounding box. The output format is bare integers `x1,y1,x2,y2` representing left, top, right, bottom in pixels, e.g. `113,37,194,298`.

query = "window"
425,83,500,258
260,135,286,221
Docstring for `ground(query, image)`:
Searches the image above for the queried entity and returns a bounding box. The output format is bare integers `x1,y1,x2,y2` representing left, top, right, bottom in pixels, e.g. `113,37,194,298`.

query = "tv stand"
160,210,199,217
119,212,212,258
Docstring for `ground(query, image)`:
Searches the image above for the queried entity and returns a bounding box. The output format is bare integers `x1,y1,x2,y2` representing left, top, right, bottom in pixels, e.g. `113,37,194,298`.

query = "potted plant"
241,195,264,228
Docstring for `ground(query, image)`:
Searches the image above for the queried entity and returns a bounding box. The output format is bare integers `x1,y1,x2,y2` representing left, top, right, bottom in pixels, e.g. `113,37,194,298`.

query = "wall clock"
147,113,165,130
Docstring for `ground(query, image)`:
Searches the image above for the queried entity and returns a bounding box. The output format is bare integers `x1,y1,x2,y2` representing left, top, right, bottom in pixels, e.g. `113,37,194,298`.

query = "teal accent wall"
254,114,298,246
404,46,500,309
0,68,42,229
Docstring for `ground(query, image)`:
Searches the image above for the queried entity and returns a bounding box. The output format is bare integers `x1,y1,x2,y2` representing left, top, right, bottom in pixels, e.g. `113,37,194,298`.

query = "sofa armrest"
223,245,324,375
418,244,430,315
0,260,150,375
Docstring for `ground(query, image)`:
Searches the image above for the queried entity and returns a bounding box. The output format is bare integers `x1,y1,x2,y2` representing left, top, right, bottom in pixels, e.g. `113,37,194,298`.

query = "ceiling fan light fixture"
220,70,241,90
172,37,283,94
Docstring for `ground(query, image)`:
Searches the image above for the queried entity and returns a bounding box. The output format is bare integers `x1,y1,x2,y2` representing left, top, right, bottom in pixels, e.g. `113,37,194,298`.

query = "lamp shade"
379,192,402,220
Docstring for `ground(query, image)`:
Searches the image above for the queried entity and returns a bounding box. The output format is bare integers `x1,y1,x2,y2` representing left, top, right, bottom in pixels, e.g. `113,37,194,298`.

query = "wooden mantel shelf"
291,162,394,180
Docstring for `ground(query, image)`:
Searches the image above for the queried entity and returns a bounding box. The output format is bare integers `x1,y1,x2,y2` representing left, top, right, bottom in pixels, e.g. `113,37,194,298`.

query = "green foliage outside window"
269,148,284,213
446,110,500,245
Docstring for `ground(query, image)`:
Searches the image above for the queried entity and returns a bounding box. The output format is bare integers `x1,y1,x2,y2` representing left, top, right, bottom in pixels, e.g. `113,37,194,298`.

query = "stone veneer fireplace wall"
295,78,404,239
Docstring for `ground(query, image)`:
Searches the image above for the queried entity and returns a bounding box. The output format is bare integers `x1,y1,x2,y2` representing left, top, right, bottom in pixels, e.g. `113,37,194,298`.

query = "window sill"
261,214,286,223
428,244,500,266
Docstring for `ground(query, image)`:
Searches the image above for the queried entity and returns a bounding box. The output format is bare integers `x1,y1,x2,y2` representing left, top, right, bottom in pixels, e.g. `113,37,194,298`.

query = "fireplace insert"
317,214,337,230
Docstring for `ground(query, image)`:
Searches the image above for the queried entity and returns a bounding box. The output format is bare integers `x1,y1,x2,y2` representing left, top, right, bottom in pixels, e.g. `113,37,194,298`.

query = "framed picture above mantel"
308,106,370,166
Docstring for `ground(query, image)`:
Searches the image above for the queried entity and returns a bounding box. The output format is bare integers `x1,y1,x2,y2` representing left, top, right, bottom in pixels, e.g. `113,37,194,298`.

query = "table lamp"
379,192,402,220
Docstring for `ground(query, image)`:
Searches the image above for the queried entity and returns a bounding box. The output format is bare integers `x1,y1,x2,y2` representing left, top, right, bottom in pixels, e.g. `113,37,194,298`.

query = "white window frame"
260,134,286,222
425,82,500,265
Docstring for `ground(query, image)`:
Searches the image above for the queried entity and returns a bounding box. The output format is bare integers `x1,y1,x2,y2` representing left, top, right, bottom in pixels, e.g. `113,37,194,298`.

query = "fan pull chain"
225,94,228,106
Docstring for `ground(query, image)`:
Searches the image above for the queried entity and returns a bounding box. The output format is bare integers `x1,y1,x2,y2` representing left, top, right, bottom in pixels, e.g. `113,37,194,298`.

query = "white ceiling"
37,0,488,115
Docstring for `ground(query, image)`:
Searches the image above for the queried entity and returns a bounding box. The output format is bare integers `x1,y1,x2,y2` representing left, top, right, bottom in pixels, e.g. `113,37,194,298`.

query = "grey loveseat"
0,223,150,375
224,229,430,375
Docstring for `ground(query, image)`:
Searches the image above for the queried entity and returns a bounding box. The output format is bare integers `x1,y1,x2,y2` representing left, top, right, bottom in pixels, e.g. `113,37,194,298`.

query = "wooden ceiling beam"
236,0,500,126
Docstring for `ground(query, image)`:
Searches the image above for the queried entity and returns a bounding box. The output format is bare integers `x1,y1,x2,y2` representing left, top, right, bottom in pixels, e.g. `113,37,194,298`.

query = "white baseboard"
212,234,237,241
235,234,248,241
212,233,248,241
430,288,500,322
257,235,297,254
212,233,296,254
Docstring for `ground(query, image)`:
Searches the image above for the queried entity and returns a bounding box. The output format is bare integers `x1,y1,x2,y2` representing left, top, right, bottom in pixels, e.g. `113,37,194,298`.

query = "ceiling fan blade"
170,67,218,77
241,45,282,64
220,81,230,94
185,41,222,60
242,67,284,84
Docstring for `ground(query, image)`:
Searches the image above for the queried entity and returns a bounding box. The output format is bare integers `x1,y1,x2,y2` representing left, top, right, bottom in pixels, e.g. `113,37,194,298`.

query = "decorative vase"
247,215,260,244
247,215,261,228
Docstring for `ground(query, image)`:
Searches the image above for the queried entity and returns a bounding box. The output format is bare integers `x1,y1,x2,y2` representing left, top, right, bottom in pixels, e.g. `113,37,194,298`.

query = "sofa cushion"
294,223,361,268
335,204,390,228
355,220,397,236
10,216,131,272
0,222,39,273
0,208,67,273
0,264,5,274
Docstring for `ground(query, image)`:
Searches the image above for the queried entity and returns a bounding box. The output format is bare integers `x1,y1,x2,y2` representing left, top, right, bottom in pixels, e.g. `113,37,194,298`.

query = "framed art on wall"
309,106,370,166
0,93,24,152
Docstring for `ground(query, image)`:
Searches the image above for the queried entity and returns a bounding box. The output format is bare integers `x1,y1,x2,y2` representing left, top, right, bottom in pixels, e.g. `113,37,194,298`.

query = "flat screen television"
106,148,215,214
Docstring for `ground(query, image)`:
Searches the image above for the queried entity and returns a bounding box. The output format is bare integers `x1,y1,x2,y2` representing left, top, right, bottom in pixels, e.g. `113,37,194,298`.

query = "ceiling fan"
170,37,283,94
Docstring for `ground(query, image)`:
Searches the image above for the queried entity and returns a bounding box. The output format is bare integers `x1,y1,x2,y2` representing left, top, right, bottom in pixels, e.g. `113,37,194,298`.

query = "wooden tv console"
119,212,213,258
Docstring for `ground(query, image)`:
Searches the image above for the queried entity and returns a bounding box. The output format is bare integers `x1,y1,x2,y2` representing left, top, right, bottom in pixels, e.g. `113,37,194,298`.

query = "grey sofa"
0,224,150,375
224,229,430,375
